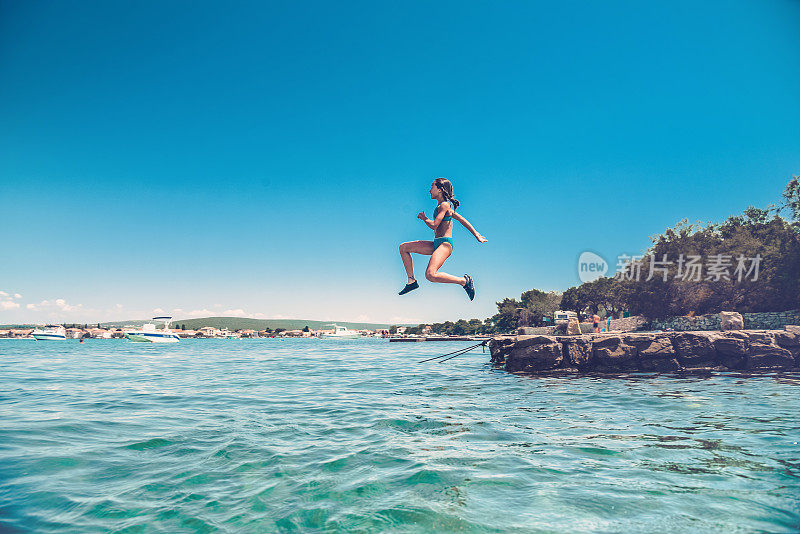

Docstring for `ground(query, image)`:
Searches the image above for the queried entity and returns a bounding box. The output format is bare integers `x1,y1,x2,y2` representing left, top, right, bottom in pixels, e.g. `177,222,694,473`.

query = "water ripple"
0,339,798,532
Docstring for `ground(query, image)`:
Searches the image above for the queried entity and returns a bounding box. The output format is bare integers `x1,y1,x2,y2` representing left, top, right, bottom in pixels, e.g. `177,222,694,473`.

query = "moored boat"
32,325,67,341
125,317,180,343
320,324,361,339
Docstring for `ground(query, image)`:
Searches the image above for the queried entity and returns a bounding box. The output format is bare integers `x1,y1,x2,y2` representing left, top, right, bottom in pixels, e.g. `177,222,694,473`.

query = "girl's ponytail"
434,178,460,211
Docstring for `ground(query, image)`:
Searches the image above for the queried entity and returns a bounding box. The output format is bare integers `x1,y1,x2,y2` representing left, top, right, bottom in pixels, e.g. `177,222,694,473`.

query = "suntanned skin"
398,181,488,286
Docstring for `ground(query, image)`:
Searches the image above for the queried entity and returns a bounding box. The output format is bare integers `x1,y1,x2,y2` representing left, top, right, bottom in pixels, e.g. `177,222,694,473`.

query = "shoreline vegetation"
406,176,800,337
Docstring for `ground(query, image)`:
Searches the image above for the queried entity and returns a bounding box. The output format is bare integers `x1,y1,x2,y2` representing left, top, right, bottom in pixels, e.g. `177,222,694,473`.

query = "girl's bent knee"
425,270,437,282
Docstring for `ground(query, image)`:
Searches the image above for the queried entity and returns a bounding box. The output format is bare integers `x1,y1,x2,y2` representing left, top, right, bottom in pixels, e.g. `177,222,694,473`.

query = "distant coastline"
0,316,416,332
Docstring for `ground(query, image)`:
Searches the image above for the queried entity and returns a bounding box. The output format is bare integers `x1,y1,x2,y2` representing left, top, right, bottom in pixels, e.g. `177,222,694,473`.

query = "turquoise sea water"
1,338,799,533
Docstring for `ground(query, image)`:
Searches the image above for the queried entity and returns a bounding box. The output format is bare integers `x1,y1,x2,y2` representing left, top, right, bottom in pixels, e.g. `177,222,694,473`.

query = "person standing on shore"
397,178,487,300
593,314,601,333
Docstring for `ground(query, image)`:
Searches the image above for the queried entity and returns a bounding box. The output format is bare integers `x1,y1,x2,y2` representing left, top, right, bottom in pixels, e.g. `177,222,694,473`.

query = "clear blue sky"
1,0,799,325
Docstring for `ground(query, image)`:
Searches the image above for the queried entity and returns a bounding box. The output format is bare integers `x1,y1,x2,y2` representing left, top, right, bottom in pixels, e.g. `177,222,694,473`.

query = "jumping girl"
398,178,487,300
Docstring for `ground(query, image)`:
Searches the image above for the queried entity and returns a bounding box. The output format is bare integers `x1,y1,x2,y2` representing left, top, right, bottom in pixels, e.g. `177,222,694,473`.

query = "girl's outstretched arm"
451,211,488,242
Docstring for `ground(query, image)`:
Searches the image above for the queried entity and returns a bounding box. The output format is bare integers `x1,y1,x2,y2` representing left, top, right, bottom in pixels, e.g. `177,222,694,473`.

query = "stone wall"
515,310,800,336
488,326,800,374
608,315,647,332
517,324,595,336
650,310,800,332
516,326,557,336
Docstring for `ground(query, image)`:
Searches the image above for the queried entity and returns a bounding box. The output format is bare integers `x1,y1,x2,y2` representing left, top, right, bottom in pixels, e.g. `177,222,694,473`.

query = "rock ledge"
489,328,799,374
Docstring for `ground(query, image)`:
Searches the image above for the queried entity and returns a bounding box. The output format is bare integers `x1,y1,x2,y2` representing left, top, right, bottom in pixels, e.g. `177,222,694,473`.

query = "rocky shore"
489,326,800,374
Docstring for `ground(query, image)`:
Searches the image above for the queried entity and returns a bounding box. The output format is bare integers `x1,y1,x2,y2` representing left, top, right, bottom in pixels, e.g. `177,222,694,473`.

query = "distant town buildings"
0,325,402,339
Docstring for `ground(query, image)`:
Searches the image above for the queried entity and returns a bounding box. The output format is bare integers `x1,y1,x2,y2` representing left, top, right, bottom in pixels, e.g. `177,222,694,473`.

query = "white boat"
220,329,240,339
125,316,180,343
320,324,361,339
32,325,67,341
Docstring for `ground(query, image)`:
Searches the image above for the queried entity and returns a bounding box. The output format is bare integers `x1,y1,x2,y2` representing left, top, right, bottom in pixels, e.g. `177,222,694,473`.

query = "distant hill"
104,316,414,331
3,317,416,331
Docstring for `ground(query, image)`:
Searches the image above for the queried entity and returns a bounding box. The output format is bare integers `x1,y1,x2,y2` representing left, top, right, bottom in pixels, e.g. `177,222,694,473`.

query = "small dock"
389,336,490,342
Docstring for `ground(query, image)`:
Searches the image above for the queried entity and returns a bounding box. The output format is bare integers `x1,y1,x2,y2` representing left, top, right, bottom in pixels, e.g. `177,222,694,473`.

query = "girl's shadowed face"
429,182,442,200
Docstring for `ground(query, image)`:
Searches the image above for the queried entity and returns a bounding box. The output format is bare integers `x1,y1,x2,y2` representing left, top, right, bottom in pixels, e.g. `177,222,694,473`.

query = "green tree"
389,325,398,335
782,174,800,227
624,204,800,317
520,289,562,325
467,318,483,335
491,297,521,333
452,319,469,335
561,277,628,318
483,318,496,334
302,325,310,332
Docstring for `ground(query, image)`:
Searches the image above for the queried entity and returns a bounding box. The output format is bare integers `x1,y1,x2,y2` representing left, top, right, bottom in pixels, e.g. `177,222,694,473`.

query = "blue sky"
1,0,799,325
